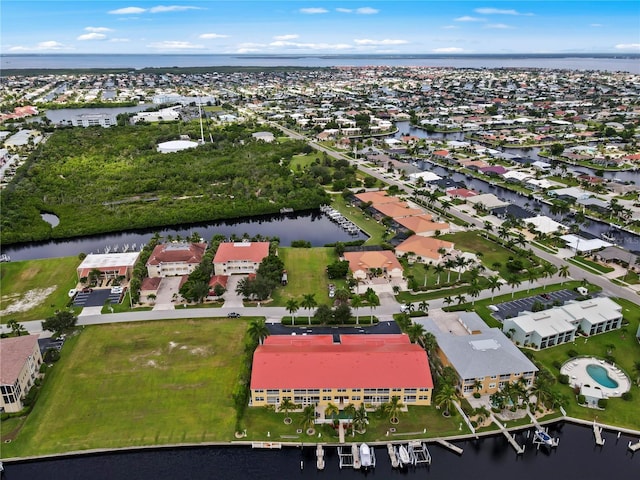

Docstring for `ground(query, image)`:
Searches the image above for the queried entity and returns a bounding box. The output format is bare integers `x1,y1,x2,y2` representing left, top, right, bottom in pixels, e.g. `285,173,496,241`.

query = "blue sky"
2,1,639,54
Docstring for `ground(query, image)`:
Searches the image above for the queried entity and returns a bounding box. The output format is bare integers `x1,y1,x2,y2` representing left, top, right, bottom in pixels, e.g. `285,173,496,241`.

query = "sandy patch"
168,341,178,351
146,360,157,368
0,286,57,315
190,347,210,356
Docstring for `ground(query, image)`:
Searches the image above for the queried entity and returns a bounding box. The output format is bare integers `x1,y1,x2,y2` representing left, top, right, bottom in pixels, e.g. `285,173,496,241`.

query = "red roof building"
77,252,141,281
250,334,433,408
343,250,404,280
0,335,43,413
354,190,399,205
146,242,207,278
213,241,270,275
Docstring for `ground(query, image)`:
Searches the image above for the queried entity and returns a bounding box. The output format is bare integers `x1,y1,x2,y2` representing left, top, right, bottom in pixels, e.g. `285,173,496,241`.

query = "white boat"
534,428,554,447
397,445,411,466
360,443,372,468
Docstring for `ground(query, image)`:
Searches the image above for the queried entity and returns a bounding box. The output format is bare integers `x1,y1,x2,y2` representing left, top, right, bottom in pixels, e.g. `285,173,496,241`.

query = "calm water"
45,105,150,124
3,423,638,479
2,54,639,73
2,210,367,261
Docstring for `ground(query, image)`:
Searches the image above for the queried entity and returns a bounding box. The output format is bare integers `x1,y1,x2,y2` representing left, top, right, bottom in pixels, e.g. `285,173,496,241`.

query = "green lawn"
270,247,342,306
0,257,79,323
290,152,322,171
1,318,250,458
570,256,615,274
617,270,640,285
331,194,387,245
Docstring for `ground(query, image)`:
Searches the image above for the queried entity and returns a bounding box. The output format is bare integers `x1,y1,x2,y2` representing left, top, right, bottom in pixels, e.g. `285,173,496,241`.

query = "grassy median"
2,318,249,458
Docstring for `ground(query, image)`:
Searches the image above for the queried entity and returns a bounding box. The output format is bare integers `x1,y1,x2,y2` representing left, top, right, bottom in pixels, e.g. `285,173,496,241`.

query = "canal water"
2,210,368,261
3,423,638,479
44,105,151,124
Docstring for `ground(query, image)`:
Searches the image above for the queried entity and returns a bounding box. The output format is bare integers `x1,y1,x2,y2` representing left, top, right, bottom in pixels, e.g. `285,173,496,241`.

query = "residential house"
1,335,43,413
146,242,207,278
394,215,450,237
213,241,270,276
343,250,404,280
250,334,433,408
394,235,455,264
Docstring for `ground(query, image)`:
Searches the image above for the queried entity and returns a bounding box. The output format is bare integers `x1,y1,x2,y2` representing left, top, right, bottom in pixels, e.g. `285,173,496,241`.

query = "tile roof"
344,250,403,273
213,242,270,264
0,335,39,385
146,243,207,266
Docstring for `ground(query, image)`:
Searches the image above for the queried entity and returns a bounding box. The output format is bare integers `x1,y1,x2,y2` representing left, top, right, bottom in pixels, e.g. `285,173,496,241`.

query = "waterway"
44,105,151,124
3,423,638,479
2,210,367,261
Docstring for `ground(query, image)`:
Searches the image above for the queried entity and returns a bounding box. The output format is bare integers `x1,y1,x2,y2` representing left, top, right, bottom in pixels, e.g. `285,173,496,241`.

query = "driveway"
223,275,245,309
154,277,183,309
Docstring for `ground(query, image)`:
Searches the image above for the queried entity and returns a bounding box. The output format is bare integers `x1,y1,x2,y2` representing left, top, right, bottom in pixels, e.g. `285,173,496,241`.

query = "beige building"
1,335,43,413
212,241,270,276
343,250,404,280
146,242,207,278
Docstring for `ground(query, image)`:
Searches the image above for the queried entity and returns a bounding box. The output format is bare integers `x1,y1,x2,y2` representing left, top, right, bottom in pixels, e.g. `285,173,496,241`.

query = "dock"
528,411,559,449
351,443,362,469
593,422,606,446
316,444,325,470
435,438,464,455
337,446,355,469
387,444,399,468
491,415,525,454
628,440,640,452
408,441,431,466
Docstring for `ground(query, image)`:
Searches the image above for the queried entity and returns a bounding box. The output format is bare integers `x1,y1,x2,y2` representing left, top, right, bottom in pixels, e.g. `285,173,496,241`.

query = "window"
418,395,429,401
404,396,416,403
267,389,279,395
489,383,496,389
405,388,416,394
255,396,264,402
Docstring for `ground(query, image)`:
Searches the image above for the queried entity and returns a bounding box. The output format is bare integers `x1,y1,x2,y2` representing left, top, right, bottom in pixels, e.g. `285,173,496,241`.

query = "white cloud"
77,32,107,41
354,38,408,46
336,8,352,13
109,38,130,43
268,41,352,50
455,16,484,22
300,8,328,14
433,47,465,53
199,33,228,39
356,7,379,14
474,8,533,16
85,27,113,33
236,42,267,53
149,5,203,13
109,7,146,14
442,25,459,30
147,40,205,50
273,34,299,41
9,40,69,51
615,43,640,50
484,23,514,29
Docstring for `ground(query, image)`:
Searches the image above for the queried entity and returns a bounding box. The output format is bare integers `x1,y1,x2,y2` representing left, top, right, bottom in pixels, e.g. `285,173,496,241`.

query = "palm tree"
455,294,466,305
467,279,482,305
558,265,570,285
435,384,457,417
352,403,368,433
633,360,640,386
324,402,339,419
443,296,454,307
418,300,429,314
301,293,317,325
422,263,431,287
407,323,425,345
526,268,537,292
384,396,404,424
351,294,363,325
506,275,521,298
6,319,27,337
455,255,468,282
248,318,269,345
300,404,316,430
529,374,554,410
334,288,350,305
422,332,438,358
365,288,380,320
286,299,299,322
279,398,298,423
445,259,456,283
542,263,557,290
487,275,501,300
483,221,494,239
434,264,445,285
473,379,483,396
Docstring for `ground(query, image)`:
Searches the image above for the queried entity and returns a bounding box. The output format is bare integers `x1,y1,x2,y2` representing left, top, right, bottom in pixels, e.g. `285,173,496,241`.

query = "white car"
111,286,123,294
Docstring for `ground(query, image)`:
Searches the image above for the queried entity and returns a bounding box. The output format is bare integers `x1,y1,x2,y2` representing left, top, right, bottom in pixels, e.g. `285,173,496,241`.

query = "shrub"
597,398,608,409
291,240,311,248
473,392,481,399
577,394,586,404
558,374,569,384
567,349,578,358
44,348,60,363
552,360,562,370
621,392,633,401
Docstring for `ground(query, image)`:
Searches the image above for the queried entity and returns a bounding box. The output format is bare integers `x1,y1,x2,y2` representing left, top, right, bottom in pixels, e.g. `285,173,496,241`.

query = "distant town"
1,65,639,465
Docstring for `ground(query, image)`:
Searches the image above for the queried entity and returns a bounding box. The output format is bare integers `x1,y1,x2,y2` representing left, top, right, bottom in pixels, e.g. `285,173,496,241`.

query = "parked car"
227,312,241,318
82,287,93,293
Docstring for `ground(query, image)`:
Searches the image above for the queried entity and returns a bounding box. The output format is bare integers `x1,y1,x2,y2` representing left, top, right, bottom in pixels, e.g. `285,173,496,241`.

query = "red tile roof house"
213,241,270,276
372,201,424,219
343,250,404,280
208,275,229,297
394,235,455,264
146,242,207,278
354,190,399,206
250,334,433,409
139,276,162,303
394,215,450,237
1,335,43,413
446,188,478,199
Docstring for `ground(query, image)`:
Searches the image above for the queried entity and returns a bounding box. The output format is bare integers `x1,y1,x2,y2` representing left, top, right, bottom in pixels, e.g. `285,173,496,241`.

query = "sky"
2,1,639,55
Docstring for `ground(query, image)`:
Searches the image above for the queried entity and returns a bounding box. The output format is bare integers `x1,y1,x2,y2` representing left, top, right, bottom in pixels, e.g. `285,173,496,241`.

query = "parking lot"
491,289,580,322
73,288,122,307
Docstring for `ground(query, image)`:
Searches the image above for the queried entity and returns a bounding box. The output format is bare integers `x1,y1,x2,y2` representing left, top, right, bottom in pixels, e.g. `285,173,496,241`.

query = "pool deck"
560,357,631,398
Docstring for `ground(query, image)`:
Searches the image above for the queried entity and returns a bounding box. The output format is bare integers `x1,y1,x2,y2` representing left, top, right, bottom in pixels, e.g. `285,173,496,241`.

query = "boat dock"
387,444,399,468
528,411,559,449
316,444,325,470
628,440,640,452
491,415,525,454
337,444,361,470
435,438,464,455
408,441,431,466
251,442,282,449
320,205,361,235
593,422,606,446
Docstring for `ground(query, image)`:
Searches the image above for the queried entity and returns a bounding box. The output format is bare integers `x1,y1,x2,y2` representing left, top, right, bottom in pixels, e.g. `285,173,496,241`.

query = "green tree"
324,402,339,419
334,303,352,324
435,384,457,417
487,275,502,300
278,398,298,423
42,311,77,336
353,403,368,433
286,299,299,321
351,295,363,325
6,319,27,337
407,322,425,346
383,395,404,424
248,319,269,345
301,293,317,325
558,265,570,285
365,288,380,319
300,404,316,429
418,300,429,314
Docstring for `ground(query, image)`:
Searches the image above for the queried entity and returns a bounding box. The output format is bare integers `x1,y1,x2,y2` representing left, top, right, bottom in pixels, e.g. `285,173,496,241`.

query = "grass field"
1,318,250,457
270,247,342,306
0,257,79,323
290,152,322,171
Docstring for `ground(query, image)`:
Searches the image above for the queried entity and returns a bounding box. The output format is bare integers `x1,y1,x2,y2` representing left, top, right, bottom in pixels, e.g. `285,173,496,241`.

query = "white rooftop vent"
469,339,500,351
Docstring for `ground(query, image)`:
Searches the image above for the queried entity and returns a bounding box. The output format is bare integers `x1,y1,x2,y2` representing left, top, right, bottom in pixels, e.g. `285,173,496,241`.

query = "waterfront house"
213,241,270,276
371,201,424,220
0,335,43,413
77,252,141,283
343,250,404,280
394,235,455,264
146,242,207,278
250,334,433,408
420,312,537,397
393,215,450,237
502,297,623,349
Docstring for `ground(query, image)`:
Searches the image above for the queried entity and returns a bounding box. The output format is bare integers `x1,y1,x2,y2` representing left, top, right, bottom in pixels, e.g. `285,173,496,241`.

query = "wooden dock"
387,444,399,468
628,440,640,452
409,441,431,466
435,438,464,455
491,415,525,454
316,444,325,470
593,422,606,446
251,442,282,449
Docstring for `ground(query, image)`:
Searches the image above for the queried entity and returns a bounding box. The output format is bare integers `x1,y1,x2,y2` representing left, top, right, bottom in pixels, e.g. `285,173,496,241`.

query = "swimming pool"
586,364,619,389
